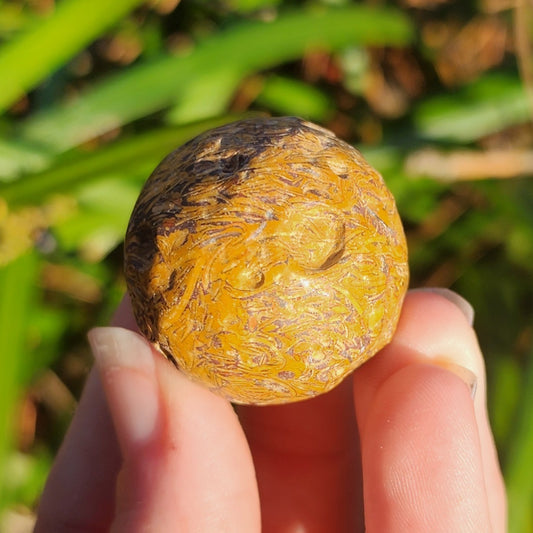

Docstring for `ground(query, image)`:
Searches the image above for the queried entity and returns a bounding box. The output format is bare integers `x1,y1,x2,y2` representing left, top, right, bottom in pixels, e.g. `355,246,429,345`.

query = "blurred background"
0,0,532,531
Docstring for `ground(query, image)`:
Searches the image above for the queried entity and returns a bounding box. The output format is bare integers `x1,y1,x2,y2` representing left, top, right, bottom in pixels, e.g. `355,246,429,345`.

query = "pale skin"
34,290,506,532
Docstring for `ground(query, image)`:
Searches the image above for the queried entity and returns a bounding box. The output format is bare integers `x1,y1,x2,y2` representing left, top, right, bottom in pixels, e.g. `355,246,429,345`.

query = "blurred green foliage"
0,0,532,530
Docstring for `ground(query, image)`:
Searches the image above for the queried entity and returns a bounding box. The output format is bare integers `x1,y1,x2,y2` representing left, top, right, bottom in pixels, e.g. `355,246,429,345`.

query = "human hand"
34,289,506,532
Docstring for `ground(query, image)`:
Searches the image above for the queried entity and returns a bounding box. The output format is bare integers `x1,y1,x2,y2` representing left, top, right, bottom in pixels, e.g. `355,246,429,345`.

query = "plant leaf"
14,5,413,152
0,253,38,507
414,74,529,143
1,115,256,206
0,0,147,114
505,349,533,533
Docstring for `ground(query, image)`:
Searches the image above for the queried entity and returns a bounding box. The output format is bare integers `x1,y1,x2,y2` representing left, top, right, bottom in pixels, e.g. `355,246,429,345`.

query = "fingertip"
89,327,161,453
387,289,480,373
409,287,474,326
111,292,138,330
353,289,483,425
88,326,155,373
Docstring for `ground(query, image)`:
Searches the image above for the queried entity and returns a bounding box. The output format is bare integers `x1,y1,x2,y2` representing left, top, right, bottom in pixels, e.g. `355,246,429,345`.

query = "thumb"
89,327,260,533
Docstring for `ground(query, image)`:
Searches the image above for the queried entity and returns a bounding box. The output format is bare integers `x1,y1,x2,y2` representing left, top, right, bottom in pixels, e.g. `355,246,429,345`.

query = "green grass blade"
0,139,52,180
414,74,529,143
15,5,413,152
505,349,533,533
0,0,146,114
0,253,38,507
254,74,333,121
166,66,244,125
1,115,255,206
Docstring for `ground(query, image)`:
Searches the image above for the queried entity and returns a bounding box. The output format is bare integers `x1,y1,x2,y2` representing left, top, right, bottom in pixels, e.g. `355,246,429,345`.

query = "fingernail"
434,360,478,399
412,288,475,325
88,327,159,449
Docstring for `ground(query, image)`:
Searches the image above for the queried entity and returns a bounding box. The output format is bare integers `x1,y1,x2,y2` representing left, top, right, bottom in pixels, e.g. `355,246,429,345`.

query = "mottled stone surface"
124,116,409,405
